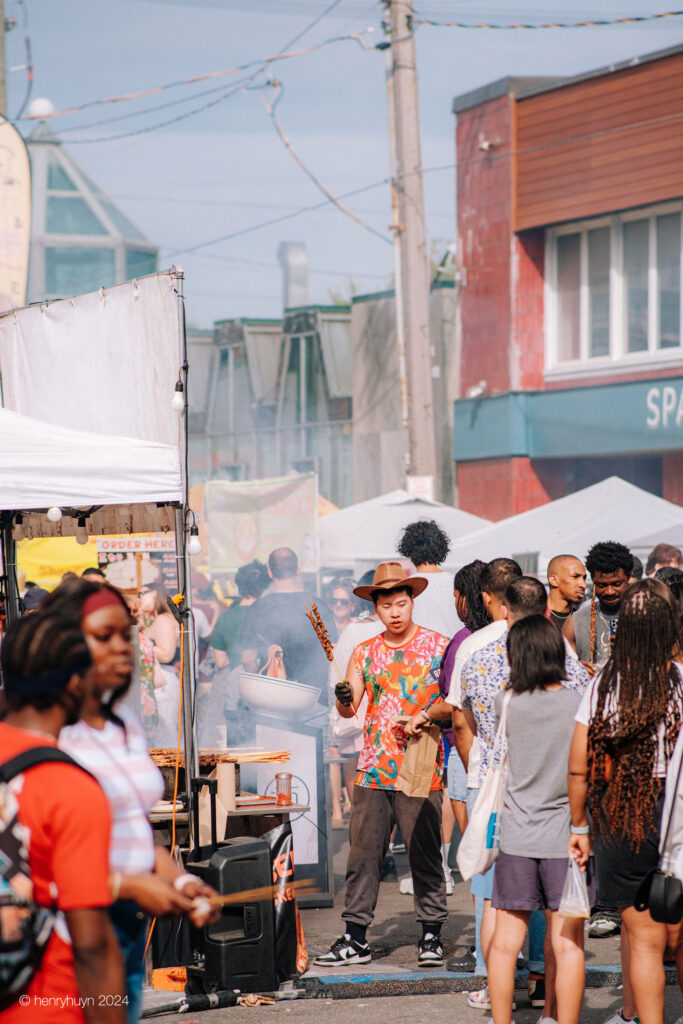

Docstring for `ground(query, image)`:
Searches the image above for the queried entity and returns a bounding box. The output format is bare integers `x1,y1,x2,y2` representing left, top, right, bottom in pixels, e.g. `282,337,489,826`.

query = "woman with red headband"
43,578,218,1024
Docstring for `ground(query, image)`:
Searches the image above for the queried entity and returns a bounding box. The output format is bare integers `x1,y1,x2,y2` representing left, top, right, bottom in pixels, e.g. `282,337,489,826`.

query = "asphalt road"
146,984,683,1024
143,828,683,1023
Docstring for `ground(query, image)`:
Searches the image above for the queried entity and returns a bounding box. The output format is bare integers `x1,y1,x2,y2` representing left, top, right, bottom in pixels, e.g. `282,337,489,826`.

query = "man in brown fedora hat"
314,562,449,969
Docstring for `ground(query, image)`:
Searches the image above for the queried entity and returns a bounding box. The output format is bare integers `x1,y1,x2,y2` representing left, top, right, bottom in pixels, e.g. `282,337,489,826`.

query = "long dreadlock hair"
454,559,491,631
588,579,683,850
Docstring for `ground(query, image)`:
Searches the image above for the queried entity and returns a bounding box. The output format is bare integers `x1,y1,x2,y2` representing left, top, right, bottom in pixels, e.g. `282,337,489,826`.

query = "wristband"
422,708,432,723
173,872,198,893
570,824,590,835
110,872,122,902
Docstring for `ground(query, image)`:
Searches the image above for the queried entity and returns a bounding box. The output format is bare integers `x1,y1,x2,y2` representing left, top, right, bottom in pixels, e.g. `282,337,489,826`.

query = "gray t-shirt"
495,686,582,858
573,600,618,669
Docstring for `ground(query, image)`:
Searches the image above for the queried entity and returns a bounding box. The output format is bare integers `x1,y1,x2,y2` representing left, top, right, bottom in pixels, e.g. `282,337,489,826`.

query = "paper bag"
395,724,440,798
197,762,236,847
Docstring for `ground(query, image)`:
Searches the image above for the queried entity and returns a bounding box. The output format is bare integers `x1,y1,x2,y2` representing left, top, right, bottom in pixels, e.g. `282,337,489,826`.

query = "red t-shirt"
0,723,113,1023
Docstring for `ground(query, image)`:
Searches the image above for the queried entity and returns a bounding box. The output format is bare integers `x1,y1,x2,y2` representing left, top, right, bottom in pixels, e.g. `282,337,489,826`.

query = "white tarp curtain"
444,477,683,574
0,271,181,447
319,489,488,570
0,407,181,511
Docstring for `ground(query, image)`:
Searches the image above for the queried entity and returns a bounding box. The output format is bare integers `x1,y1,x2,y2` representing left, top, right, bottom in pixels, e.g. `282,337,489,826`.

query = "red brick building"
452,45,683,520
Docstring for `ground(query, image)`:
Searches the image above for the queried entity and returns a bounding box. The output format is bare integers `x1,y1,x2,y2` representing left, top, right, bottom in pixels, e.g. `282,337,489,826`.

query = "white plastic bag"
456,692,511,882
558,858,591,918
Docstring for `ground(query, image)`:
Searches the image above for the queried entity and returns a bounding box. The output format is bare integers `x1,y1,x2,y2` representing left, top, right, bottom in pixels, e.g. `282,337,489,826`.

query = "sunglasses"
332,598,351,607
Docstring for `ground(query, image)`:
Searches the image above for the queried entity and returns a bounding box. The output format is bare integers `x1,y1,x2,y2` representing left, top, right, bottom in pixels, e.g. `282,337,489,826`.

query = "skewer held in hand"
305,599,358,717
198,877,317,908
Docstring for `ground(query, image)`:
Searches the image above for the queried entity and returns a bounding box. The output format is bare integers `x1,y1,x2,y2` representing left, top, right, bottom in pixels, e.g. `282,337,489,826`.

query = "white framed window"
545,201,683,377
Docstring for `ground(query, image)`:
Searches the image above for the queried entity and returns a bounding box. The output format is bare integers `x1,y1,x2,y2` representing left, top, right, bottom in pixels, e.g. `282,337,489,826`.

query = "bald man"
546,554,587,630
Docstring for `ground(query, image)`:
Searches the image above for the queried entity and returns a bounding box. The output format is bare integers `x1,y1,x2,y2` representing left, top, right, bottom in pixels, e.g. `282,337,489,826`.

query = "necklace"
551,606,572,621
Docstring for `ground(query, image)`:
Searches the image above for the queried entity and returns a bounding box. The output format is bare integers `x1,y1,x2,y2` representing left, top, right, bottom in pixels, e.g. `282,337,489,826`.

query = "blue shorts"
447,751,468,802
466,786,495,899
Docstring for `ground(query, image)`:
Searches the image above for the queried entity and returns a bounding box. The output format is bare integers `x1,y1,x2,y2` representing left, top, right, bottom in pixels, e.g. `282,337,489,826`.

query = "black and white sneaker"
417,932,444,968
313,934,372,967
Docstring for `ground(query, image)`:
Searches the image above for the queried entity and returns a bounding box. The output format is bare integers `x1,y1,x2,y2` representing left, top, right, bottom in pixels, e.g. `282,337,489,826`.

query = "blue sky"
7,0,683,326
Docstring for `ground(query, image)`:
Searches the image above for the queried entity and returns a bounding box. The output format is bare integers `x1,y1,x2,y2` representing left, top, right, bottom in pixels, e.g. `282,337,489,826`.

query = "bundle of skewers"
150,748,291,768
305,599,357,717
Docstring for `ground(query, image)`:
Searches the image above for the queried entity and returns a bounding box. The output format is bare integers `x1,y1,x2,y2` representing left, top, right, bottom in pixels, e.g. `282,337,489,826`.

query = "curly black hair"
585,541,633,579
397,520,450,567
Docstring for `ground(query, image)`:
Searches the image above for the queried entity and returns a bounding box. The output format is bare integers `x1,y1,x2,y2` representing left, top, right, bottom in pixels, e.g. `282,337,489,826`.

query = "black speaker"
189,836,277,994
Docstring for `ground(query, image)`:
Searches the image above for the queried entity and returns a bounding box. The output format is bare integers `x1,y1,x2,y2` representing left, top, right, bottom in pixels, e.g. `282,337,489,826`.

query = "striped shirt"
60,703,164,874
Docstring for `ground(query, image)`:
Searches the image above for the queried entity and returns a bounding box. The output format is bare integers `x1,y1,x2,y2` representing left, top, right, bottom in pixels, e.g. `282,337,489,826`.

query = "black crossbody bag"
634,745,683,924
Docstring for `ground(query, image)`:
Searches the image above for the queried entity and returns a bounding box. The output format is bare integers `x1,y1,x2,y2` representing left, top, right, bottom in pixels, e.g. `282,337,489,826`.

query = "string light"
188,525,202,556
74,516,88,545
171,380,185,413
47,506,62,523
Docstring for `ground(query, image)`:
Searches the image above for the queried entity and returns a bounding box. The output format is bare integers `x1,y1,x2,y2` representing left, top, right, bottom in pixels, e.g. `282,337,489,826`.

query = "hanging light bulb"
14,514,25,542
47,506,63,523
188,524,202,556
75,516,88,545
171,380,185,413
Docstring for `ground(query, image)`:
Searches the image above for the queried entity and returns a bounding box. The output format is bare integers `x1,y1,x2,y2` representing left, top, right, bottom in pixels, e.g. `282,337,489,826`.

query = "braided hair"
588,579,683,850
454,559,491,631
1,612,91,713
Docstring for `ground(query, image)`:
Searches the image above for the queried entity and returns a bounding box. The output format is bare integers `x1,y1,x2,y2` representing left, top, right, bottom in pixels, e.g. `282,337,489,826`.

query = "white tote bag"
456,690,512,882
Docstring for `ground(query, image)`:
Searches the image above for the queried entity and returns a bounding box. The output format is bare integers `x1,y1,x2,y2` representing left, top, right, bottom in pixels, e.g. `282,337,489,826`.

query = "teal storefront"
453,377,683,498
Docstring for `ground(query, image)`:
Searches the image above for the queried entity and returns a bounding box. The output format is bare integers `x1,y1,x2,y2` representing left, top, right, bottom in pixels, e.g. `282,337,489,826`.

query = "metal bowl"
238,671,320,716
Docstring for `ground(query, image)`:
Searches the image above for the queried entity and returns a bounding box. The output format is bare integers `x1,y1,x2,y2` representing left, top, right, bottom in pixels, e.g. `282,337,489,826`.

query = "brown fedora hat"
353,561,428,602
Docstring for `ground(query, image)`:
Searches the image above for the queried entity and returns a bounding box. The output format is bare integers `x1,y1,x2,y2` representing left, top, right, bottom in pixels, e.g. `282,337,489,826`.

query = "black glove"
335,680,353,707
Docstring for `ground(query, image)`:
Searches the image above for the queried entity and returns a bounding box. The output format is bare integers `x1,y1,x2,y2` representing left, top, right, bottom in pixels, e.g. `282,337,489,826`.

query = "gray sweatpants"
341,785,447,928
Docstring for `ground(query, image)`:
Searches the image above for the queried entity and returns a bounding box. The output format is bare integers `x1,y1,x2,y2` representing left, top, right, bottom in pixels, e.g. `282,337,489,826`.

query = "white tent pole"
171,267,200,794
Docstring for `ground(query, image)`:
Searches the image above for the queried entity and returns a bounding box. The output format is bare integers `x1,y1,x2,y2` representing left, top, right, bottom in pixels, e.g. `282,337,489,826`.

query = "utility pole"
0,0,6,117
383,0,438,498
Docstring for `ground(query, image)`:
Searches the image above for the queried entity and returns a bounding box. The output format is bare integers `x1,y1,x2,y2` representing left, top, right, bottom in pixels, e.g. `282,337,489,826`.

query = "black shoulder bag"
634,744,683,924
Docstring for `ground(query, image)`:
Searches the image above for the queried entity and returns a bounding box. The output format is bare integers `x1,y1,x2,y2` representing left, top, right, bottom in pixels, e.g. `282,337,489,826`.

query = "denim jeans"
110,900,148,1024
527,910,546,973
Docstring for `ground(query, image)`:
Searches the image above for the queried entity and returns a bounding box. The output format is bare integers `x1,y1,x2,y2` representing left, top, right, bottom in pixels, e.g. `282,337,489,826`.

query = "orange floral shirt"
353,627,447,791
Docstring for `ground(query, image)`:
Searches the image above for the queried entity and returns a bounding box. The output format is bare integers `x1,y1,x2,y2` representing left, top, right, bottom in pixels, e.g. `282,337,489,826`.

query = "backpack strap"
0,747,95,783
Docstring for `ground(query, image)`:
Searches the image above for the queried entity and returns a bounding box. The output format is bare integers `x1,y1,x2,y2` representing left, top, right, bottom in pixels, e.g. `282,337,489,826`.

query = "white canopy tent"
319,489,488,573
0,407,181,530
443,477,683,576
630,522,683,560
0,270,201,790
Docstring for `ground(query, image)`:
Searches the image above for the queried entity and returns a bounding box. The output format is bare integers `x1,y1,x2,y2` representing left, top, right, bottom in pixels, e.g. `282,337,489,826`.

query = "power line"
162,248,389,279
164,176,394,258
57,78,253,135
414,9,683,29
15,30,374,125
108,191,454,217
261,80,391,245
282,0,346,49
61,78,265,145
166,103,683,257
